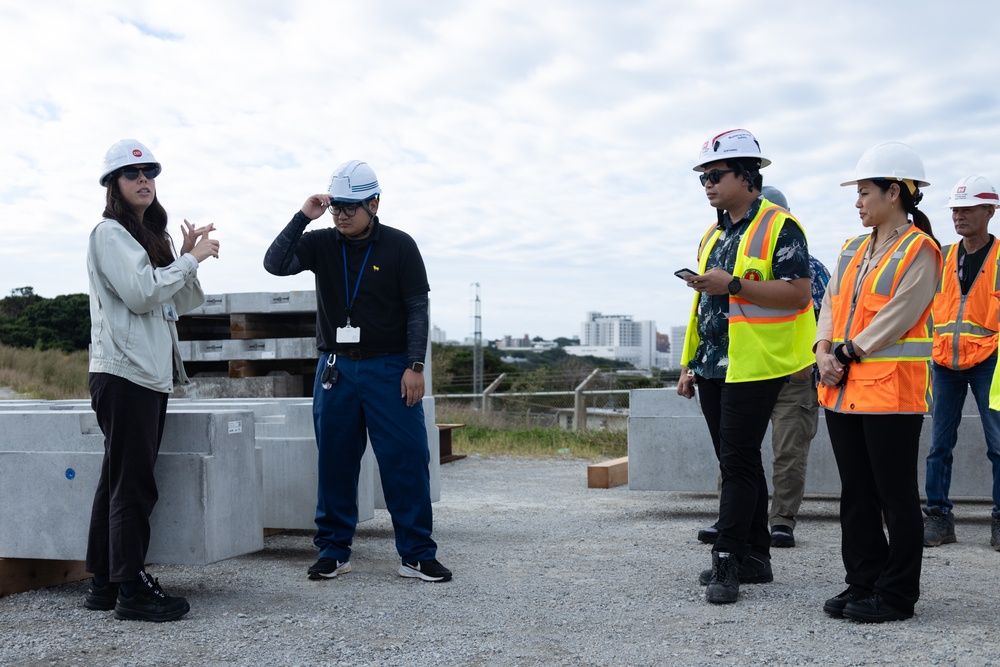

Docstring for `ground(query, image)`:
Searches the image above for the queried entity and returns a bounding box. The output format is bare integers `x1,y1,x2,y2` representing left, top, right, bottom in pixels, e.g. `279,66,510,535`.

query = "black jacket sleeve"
405,294,430,365
263,211,312,276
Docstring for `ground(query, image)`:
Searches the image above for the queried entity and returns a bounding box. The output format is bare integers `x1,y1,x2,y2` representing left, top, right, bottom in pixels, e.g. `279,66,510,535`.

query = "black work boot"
114,570,190,622
705,552,739,604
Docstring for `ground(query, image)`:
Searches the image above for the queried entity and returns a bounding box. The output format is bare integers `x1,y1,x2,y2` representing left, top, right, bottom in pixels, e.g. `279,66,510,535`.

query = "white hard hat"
841,141,929,188
947,175,999,208
760,186,788,209
693,128,771,172
99,139,161,186
327,160,381,202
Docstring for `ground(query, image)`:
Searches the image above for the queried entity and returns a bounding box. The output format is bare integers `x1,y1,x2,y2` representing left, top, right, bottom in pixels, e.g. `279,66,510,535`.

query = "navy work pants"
311,353,436,563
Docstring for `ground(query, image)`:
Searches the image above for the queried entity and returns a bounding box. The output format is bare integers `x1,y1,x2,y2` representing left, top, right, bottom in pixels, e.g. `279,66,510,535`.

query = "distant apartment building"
496,334,558,351
566,312,669,369
669,325,687,370
431,325,448,344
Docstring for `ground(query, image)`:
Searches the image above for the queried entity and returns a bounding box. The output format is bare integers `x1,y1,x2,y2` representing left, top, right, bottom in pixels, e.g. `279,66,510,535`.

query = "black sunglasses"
699,169,737,186
121,165,161,180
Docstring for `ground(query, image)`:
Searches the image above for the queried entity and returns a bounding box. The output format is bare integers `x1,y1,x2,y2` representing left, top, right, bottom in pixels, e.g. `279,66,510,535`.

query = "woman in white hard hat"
815,141,942,623
83,139,219,622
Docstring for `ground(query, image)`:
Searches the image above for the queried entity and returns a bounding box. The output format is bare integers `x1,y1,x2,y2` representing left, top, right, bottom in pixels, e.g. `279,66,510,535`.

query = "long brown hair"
102,174,174,267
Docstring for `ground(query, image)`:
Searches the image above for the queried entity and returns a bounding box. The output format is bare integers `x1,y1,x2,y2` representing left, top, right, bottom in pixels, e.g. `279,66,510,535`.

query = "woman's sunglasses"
121,165,161,180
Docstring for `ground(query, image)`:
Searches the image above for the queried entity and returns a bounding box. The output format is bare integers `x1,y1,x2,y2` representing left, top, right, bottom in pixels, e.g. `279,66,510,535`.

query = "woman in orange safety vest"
814,142,942,624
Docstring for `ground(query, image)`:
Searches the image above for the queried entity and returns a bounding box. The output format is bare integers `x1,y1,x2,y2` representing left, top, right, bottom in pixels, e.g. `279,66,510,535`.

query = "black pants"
825,410,923,615
86,373,168,582
696,375,786,561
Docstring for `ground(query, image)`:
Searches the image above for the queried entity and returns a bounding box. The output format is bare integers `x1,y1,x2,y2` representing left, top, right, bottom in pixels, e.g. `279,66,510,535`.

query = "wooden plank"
437,424,467,464
230,313,316,340
587,456,628,489
228,360,316,378
0,558,90,597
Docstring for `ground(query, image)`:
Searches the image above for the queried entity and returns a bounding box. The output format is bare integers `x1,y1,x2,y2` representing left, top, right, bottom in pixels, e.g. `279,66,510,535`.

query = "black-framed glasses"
121,165,161,180
329,202,362,217
699,169,737,186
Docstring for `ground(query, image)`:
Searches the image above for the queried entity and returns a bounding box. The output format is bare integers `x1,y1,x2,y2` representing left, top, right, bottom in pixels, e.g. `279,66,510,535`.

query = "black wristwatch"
728,276,742,295
409,361,425,373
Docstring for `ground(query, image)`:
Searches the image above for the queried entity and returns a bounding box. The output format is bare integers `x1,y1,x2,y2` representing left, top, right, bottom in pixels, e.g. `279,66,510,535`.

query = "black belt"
336,348,390,360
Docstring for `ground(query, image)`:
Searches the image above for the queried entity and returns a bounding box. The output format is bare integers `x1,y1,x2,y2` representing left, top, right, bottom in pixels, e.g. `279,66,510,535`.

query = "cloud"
2,0,1000,345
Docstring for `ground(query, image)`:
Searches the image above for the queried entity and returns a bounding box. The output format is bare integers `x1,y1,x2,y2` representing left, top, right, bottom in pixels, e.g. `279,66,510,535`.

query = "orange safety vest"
818,226,942,414
931,240,1000,370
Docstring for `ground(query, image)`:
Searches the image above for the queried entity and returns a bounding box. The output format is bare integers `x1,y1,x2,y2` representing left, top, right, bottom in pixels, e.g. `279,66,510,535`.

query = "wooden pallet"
177,312,317,341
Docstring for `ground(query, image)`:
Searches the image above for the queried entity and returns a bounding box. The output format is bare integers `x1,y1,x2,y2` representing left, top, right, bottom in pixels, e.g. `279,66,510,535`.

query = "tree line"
0,287,90,353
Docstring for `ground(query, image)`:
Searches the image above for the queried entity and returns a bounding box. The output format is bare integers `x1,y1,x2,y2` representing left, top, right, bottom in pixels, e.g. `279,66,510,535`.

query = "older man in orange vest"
924,175,1000,551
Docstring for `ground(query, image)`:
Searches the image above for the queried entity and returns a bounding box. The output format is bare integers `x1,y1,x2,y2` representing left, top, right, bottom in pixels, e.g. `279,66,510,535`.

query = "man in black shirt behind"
264,160,451,583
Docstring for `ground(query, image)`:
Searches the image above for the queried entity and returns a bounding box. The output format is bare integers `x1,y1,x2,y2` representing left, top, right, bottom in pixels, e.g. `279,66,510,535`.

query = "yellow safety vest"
681,200,816,383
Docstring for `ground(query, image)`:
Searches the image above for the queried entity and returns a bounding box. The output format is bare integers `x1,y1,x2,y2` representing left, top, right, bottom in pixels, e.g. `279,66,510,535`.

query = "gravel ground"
2,455,1000,667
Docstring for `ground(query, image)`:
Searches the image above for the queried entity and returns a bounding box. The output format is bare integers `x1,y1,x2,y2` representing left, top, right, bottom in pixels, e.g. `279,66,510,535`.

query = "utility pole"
471,283,483,397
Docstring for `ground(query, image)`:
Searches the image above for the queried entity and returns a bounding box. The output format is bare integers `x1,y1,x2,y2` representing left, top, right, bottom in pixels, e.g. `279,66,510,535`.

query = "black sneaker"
705,552,739,604
398,558,452,582
83,579,119,611
308,558,352,580
114,570,190,622
842,593,913,623
697,522,720,544
699,552,772,585
991,513,1000,551
770,525,795,548
923,506,956,546
823,587,869,618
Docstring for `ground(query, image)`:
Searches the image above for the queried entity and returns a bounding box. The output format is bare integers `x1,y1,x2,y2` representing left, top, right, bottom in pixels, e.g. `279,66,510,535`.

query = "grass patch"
436,402,627,460
0,344,90,400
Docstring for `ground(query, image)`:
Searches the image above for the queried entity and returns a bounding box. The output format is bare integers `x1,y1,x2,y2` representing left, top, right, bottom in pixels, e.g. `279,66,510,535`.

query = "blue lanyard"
342,243,373,323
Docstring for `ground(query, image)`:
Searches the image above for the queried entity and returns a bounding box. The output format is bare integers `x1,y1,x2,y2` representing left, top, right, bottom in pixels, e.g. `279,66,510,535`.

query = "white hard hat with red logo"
947,175,1000,208
99,139,161,186
693,129,771,172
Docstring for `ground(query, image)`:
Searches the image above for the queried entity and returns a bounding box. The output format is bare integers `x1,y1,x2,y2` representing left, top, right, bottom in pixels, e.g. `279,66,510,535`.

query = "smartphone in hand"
674,268,698,281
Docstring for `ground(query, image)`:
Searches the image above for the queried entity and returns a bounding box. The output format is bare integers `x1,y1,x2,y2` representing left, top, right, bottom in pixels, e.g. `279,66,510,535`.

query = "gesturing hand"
182,219,220,263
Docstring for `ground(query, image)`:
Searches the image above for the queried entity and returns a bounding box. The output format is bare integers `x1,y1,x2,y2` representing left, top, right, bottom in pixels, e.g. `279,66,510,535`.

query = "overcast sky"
2,1,999,343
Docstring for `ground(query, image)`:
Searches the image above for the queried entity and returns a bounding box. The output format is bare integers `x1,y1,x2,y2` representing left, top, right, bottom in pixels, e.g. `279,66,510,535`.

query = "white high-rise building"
669,325,687,370
567,312,667,369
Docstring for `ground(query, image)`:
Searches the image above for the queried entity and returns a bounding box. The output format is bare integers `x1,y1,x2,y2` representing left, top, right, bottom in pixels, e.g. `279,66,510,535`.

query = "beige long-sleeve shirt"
816,221,941,355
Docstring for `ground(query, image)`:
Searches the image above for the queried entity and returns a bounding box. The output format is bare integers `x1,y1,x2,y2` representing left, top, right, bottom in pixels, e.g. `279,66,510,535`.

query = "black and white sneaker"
114,570,190,622
83,579,119,611
398,559,452,582
308,558,352,580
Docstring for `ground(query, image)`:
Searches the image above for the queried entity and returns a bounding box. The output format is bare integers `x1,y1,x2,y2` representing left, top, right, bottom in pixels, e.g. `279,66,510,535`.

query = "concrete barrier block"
628,388,996,502
0,409,263,565
188,291,317,316
178,337,318,362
